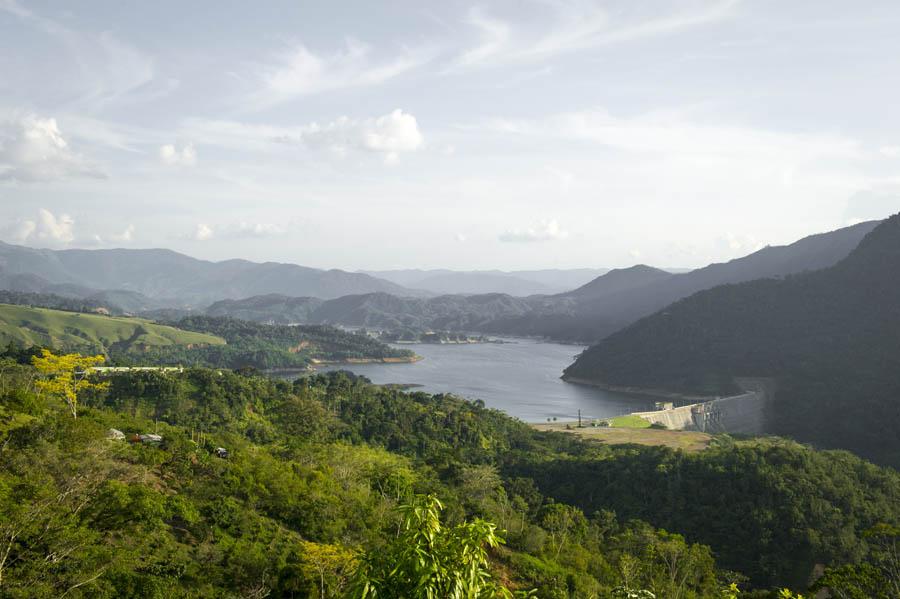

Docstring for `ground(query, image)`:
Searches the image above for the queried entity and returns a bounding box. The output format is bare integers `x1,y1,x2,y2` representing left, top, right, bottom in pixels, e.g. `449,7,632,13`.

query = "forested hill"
1,361,898,596
564,213,900,466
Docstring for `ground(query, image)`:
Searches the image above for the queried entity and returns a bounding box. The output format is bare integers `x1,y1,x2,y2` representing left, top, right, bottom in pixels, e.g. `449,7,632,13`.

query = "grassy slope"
0,303,225,352
532,422,711,452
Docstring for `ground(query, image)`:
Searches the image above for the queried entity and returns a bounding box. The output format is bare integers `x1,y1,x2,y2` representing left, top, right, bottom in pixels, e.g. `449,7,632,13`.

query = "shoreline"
310,355,423,365
561,375,716,402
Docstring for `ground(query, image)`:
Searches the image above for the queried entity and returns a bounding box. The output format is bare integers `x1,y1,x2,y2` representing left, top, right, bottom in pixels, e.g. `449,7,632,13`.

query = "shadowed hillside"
564,214,900,466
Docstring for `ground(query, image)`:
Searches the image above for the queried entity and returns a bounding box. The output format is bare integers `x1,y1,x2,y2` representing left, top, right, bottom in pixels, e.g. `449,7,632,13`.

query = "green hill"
564,213,900,466
0,364,897,596
0,303,225,354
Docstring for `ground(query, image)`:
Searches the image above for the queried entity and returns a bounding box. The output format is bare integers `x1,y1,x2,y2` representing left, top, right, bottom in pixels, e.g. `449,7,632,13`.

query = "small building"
106,428,126,440
214,447,229,459
654,401,674,411
129,433,163,444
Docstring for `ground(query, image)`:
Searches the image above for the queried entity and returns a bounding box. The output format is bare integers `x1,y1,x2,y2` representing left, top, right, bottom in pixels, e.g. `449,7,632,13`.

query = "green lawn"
606,414,652,428
0,303,225,353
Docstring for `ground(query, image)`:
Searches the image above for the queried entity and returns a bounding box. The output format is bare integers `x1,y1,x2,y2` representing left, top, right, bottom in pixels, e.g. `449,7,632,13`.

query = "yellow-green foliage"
32,349,109,418
0,303,225,353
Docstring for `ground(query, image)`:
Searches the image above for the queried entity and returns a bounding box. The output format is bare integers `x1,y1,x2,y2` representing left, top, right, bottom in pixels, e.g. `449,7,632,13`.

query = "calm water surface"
307,339,657,422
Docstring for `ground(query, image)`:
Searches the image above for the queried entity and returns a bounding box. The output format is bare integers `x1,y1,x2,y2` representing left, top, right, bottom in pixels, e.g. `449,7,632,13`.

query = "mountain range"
361,268,612,296
0,219,881,345
208,220,881,343
0,242,420,307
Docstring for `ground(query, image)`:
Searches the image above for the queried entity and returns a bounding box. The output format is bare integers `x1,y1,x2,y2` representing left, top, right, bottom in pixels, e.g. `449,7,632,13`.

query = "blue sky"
1,0,899,269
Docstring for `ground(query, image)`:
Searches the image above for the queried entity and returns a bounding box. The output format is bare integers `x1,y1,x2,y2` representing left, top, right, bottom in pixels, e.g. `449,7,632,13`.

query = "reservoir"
309,338,658,422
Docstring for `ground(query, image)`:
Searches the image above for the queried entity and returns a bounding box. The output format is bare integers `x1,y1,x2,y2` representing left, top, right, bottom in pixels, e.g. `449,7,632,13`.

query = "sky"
1,0,899,270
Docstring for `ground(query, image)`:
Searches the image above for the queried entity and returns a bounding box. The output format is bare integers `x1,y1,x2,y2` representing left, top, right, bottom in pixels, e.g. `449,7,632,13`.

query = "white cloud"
11,208,75,244
228,222,287,238
187,221,290,241
193,223,214,241
300,109,424,158
451,0,739,70
880,146,900,158
499,219,568,243
159,143,197,166
455,232,468,242
0,114,104,182
181,109,423,163
249,39,430,109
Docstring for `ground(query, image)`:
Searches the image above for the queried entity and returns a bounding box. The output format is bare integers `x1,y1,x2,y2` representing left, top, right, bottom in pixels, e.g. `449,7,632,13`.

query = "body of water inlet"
300,338,659,422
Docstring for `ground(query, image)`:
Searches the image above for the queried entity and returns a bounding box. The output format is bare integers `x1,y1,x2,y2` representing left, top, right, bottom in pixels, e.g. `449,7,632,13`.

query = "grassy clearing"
532,421,712,452
0,303,225,353
606,414,652,429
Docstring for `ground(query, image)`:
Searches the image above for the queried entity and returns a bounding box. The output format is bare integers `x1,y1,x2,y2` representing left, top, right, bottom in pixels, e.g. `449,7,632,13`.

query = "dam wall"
631,380,770,434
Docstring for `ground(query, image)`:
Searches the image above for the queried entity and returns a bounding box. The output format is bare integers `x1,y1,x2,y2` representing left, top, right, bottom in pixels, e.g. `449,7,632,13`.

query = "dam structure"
629,379,771,434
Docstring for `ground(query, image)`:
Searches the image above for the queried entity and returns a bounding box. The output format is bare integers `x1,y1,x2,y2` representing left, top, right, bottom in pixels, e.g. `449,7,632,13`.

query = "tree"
299,541,356,598
32,350,107,419
354,494,527,598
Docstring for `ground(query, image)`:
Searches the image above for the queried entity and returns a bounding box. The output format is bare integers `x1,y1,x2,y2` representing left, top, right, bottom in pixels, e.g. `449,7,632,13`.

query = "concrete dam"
630,378,771,434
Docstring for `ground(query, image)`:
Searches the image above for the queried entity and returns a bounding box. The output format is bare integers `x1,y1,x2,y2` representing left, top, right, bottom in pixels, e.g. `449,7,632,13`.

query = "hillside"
0,303,225,353
492,219,883,341
0,242,420,306
0,362,897,595
564,213,900,466
562,264,672,300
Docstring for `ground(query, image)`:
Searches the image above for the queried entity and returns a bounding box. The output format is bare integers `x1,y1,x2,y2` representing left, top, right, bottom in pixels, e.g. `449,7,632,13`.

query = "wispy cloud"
246,39,432,110
481,107,862,163
0,1,165,111
183,109,424,163
450,0,740,70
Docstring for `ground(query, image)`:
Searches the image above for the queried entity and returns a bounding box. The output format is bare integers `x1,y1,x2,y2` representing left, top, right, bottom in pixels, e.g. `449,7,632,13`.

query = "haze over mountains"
361,268,612,296
0,220,881,345
207,220,881,342
0,241,419,307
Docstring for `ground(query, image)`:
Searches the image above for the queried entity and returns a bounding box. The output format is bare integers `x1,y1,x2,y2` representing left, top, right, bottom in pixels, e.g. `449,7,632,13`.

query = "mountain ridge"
0,241,421,305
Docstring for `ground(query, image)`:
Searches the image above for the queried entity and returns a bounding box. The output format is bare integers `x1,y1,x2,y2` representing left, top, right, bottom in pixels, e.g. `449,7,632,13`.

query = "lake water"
308,339,658,422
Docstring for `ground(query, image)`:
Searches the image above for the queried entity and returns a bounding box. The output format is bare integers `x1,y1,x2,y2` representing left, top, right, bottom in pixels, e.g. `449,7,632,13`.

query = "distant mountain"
410,272,557,296
207,291,569,331
562,265,672,300
362,268,610,295
564,214,900,466
206,294,323,323
205,222,879,338
0,242,419,306
491,219,882,342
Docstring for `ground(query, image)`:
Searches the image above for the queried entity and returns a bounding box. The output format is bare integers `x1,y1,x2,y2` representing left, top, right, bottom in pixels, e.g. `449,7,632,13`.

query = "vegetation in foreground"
0,348,898,597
